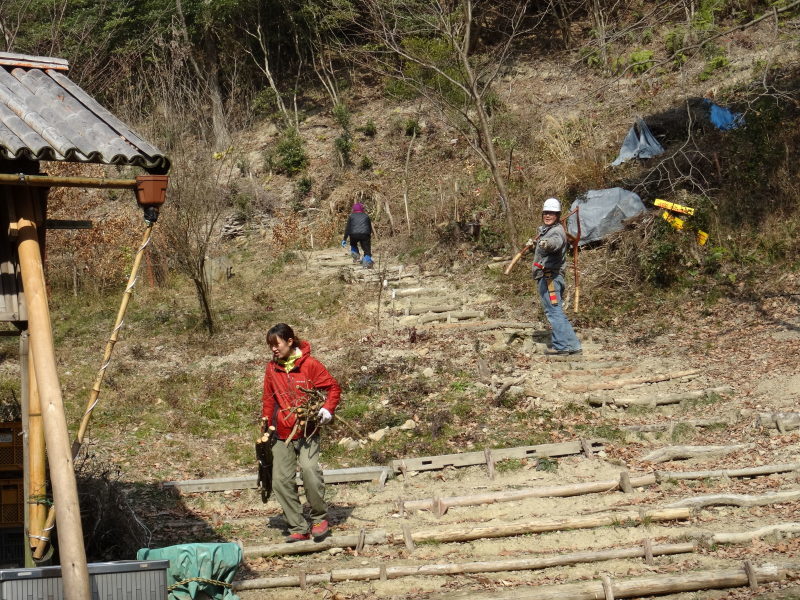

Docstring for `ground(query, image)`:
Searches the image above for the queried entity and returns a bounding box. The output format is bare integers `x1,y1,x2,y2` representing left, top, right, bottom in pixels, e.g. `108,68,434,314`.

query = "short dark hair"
267,323,299,347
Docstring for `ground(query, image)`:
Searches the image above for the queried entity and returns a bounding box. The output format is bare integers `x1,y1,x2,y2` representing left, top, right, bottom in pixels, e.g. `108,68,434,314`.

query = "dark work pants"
349,234,371,257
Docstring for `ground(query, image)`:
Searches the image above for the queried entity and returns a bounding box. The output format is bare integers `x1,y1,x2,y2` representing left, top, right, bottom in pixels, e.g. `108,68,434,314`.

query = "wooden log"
402,474,657,513
553,366,635,378
398,508,690,545
588,386,733,407
401,303,461,315
657,462,800,482
564,369,701,392
432,320,542,332
242,530,387,557
758,412,800,432
640,444,751,464
432,562,795,600
15,191,91,598
418,310,483,324
232,542,696,589
666,489,800,509
702,522,800,545
392,287,446,298
621,418,730,432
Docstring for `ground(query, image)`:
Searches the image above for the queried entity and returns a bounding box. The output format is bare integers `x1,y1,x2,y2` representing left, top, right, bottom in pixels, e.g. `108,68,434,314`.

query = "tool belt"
534,263,559,306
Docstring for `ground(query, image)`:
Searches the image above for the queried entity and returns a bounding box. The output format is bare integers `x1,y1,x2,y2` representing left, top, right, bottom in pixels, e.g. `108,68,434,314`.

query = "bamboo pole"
433,562,796,600
398,507,690,545
402,474,657,514
27,347,47,546
74,222,154,449
233,542,695,590
0,173,136,189
15,191,91,599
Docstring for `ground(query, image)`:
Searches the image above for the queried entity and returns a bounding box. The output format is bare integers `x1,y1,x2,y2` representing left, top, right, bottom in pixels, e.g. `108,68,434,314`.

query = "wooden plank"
163,466,393,492
391,440,603,473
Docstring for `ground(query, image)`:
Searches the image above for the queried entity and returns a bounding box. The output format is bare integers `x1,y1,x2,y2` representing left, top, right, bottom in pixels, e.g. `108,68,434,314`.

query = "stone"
368,428,388,442
398,419,416,430
422,367,435,378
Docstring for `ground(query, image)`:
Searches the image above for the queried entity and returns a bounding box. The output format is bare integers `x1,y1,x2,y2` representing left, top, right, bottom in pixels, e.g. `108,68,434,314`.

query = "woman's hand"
317,407,332,424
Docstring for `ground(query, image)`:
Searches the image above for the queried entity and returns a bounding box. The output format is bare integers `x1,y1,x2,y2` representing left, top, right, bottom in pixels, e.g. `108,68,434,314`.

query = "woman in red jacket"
261,323,341,542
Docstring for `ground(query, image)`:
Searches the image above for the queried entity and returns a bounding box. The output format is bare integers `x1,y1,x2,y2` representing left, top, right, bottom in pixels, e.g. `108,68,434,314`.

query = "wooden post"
743,560,759,590
619,471,633,493
15,191,91,599
402,524,415,551
643,538,654,565
601,574,615,600
485,449,496,480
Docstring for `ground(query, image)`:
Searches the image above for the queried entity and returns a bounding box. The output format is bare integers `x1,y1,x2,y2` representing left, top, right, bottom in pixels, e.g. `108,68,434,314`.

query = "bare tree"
159,147,233,335
350,0,529,249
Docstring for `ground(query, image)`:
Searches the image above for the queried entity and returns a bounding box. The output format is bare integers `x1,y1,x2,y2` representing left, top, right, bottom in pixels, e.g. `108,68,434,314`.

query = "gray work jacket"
531,223,567,279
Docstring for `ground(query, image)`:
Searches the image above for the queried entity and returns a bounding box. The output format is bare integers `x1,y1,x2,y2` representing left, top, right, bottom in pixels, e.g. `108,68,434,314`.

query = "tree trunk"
193,276,215,335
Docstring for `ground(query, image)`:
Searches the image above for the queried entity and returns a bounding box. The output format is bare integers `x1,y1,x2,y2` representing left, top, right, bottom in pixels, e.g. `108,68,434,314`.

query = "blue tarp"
567,188,646,245
611,118,664,166
705,99,744,130
137,543,242,600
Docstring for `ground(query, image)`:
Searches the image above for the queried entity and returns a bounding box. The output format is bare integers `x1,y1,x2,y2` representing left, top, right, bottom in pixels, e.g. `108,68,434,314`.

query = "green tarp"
137,543,241,600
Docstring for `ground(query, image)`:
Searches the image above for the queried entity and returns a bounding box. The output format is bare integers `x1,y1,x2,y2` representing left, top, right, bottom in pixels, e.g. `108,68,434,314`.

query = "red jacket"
261,340,341,440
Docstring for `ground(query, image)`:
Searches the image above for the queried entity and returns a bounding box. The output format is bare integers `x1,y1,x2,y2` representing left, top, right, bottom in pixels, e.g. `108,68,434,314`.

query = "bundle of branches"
75,450,150,561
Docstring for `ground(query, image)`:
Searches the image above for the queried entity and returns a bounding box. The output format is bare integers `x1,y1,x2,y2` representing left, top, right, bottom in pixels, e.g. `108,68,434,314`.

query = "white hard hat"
542,197,561,212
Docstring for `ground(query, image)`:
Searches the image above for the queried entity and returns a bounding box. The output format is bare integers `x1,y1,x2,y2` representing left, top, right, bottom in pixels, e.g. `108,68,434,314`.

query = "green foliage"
404,118,421,137
384,78,420,100
536,457,558,473
334,133,354,166
271,128,309,176
393,36,467,107
359,155,374,171
332,102,351,131
692,0,727,31
496,458,525,473
639,220,688,287
665,27,688,66
295,175,313,200
699,54,730,80
627,49,655,74
251,87,282,121
356,120,378,137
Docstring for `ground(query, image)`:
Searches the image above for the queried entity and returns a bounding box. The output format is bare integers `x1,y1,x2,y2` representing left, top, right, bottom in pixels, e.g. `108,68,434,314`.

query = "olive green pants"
271,435,327,534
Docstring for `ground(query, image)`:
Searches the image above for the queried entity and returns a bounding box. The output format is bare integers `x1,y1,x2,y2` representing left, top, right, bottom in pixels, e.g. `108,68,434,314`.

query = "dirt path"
173,247,800,600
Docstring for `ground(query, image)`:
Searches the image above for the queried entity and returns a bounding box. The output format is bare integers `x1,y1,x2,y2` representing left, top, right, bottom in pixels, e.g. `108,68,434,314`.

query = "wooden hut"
0,51,169,599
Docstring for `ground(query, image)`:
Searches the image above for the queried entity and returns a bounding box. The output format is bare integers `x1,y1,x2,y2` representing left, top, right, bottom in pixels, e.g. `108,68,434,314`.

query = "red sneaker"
311,520,330,538
286,532,310,543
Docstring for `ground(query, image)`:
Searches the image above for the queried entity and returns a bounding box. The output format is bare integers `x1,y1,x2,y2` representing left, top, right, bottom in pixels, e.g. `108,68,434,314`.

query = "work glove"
525,238,534,247
538,239,553,251
341,240,347,248
317,407,333,424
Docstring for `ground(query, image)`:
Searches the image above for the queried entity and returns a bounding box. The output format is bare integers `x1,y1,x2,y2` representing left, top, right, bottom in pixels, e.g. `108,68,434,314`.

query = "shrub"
360,120,377,137
359,155,374,171
332,103,351,131
271,128,308,176
699,54,729,80
628,49,655,74
296,175,313,198
334,133,354,167
404,118,421,137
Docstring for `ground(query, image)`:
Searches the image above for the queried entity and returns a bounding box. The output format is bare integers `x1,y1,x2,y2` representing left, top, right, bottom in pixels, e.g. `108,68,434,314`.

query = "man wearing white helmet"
531,198,582,355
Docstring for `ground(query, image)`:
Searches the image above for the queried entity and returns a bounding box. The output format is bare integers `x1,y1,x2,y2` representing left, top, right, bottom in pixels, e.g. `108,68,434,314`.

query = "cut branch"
563,369,701,392
640,444,752,464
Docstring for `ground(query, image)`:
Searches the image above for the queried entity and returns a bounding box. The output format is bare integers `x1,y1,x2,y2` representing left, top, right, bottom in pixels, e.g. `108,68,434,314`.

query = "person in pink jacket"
261,323,341,541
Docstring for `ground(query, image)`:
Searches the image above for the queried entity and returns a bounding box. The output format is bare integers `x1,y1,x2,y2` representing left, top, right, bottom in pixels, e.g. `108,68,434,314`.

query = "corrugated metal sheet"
0,53,169,172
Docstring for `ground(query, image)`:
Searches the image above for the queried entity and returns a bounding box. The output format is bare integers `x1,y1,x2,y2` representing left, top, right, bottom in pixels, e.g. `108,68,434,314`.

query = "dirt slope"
159,246,800,600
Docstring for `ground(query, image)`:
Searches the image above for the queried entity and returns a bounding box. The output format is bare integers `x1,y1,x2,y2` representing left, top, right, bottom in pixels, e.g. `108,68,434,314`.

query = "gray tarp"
611,118,664,166
567,188,646,245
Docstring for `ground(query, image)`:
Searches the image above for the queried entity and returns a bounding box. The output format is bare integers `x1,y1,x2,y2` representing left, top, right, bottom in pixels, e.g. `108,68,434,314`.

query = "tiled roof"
0,52,169,172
